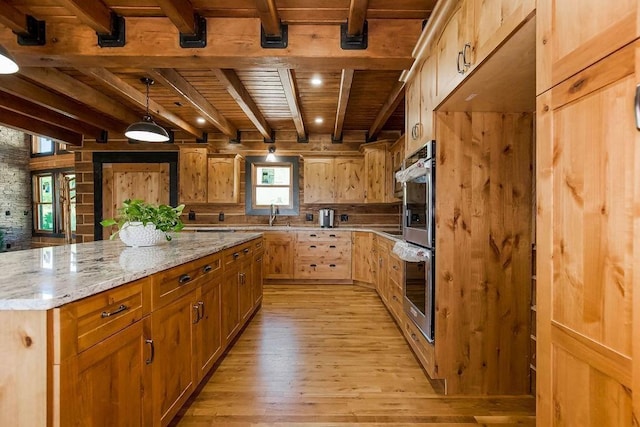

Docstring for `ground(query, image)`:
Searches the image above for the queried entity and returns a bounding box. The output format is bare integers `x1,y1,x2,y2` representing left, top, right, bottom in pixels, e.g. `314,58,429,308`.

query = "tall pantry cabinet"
536,1,640,425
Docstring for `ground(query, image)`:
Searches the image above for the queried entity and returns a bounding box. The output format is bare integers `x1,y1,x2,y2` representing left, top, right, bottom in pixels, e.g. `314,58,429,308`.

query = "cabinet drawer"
403,318,436,377
297,230,350,242
388,255,403,286
60,278,149,355
152,252,222,309
294,261,351,280
295,241,351,258
387,284,404,322
224,241,253,266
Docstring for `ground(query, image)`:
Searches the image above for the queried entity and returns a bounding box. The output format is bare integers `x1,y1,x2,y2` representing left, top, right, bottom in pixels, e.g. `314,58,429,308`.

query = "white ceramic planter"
118,221,167,247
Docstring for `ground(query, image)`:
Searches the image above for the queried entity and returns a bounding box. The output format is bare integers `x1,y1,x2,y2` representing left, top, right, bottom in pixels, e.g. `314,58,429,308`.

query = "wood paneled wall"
435,111,533,395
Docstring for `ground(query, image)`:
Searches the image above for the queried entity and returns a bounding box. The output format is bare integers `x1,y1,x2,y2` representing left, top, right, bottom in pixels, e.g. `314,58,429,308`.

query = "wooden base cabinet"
263,231,295,280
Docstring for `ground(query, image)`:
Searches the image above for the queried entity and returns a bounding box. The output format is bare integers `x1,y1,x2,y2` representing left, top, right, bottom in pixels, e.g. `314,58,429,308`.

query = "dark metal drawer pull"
145,339,154,365
310,264,317,267
310,234,317,237
310,245,316,248
329,245,336,248
193,304,200,324
178,274,191,284
203,265,213,273
329,264,336,267
329,234,336,237
243,248,250,254
101,304,128,318
233,252,240,259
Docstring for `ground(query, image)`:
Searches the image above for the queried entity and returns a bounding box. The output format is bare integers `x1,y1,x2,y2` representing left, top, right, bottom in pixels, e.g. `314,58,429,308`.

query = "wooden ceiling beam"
19,67,141,126
156,0,196,35
255,0,281,36
0,91,103,138
0,75,125,133
277,68,306,141
79,67,202,138
148,68,237,138
333,69,355,141
0,105,82,146
368,80,405,140
56,0,113,34
0,18,421,70
0,0,29,34
212,69,271,140
347,0,369,36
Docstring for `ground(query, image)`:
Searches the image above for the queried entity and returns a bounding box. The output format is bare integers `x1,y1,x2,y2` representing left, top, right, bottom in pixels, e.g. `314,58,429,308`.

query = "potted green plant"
100,199,185,246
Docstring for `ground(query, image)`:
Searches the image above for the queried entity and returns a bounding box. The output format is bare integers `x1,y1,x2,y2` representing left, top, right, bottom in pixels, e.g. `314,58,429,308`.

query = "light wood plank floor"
172,285,535,426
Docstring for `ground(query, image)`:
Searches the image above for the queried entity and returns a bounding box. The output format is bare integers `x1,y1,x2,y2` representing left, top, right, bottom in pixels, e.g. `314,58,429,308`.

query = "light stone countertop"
183,225,404,241
0,232,261,311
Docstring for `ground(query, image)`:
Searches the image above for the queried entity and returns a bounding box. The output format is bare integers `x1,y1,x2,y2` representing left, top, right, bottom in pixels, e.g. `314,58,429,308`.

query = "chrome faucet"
269,204,278,226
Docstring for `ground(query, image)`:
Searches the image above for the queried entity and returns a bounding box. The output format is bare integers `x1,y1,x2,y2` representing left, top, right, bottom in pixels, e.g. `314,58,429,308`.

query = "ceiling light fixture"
311,76,322,86
0,44,19,74
124,77,170,143
314,117,324,124
266,145,276,162
196,117,206,124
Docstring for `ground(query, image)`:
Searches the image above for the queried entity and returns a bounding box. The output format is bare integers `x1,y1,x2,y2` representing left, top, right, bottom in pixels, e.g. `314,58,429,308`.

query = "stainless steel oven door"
403,248,434,342
403,159,434,249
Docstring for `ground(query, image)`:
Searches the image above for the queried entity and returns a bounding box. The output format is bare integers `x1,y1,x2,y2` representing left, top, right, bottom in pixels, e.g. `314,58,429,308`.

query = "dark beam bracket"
331,134,343,144
16,15,46,46
180,14,207,48
263,130,276,143
260,23,288,49
229,130,241,144
196,132,208,143
366,132,378,143
340,20,368,50
297,135,309,143
96,130,108,143
97,13,125,48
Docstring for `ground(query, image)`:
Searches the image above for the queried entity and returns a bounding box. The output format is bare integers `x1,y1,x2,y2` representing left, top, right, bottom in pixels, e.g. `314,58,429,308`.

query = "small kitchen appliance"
318,209,335,228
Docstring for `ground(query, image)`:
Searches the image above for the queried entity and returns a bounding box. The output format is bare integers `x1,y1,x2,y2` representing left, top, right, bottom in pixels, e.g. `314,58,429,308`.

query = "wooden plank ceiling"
0,0,436,145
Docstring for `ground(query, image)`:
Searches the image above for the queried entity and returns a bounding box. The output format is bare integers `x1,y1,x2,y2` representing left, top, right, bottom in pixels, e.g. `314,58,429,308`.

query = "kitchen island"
0,232,263,426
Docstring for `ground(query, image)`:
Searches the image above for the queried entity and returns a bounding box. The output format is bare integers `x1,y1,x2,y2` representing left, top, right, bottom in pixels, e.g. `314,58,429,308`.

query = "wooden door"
304,157,335,203
222,266,240,345
405,69,422,146
536,42,637,425
537,0,639,93
150,291,196,426
472,0,535,69
238,258,253,322
364,148,387,203
252,250,264,307
60,321,146,427
352,232,374,283
179,147,207,203
436,5,466,101
102,163,170,240
207,155,239,203
194,279,222,382
263,231,295,279
334,157,365,203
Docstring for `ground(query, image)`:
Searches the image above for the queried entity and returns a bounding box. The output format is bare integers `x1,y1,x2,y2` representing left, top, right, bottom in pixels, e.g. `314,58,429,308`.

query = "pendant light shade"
0,44,19,74
125,78,170,143
266,145,276,162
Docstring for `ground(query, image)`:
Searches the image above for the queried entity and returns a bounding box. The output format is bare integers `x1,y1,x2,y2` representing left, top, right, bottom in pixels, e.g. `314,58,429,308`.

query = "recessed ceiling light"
315,117,324,124
196,117,206,124
311,76,322,86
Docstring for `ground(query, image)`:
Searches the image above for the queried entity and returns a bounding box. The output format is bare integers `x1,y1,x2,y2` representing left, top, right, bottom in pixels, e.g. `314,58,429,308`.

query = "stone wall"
0,126,31,251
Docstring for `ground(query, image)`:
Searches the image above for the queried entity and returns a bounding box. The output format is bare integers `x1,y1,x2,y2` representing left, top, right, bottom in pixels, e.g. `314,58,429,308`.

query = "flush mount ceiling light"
0,44,19,74
266,145,276,162
196,117,206,124
311,75,322,86
314,117,324,124
124,77,170,143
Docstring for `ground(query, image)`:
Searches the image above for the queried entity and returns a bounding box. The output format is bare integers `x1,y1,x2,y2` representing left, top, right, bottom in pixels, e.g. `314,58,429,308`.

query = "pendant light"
0,44,19,74
266,145,276,162
125,77,170,142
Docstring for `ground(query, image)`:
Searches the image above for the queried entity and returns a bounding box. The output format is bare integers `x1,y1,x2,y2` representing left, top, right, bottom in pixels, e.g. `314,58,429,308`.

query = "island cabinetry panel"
294,231,352,280
179,147,208,203
536,42,637,426
263,231,295,279
193,275,222,382
303,156,365,204
252,241,264,307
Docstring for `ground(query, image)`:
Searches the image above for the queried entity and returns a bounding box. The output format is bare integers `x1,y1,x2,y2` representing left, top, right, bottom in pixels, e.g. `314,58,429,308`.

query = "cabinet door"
150,292,196,426
405,71,422,145
436,5,472,101
263,232,295,279
179,147,207,203
536,42,637,426
364,149,387,203
194,279,222,381
207,156,239,203
351,231,374,283
252,251,264,307
60,321,147,427
417,53,437,147
375,242,388,302
334,157,365,203
304,158,335,203
472,0,535,68
222,266,240,344
238,258,253,322
537,0,639,93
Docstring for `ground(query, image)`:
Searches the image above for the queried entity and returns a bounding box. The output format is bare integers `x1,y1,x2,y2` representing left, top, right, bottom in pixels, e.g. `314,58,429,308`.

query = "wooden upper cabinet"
179,147,208,203
537,0,639,93
407,53,436,155
436,4,471,101
334,157,365,203
362,142,390,204
207,154,240,204
405,69,422,145
304,157,335,203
